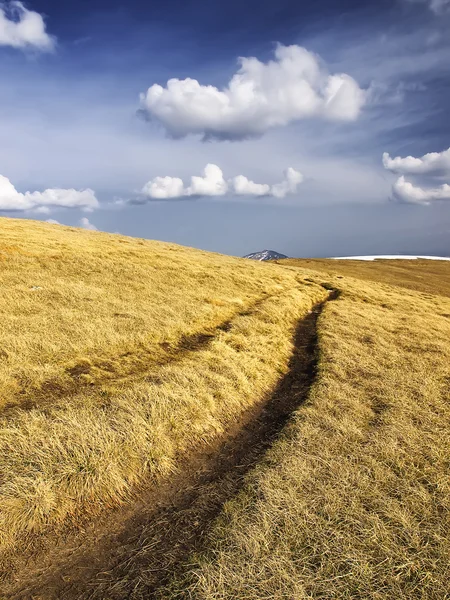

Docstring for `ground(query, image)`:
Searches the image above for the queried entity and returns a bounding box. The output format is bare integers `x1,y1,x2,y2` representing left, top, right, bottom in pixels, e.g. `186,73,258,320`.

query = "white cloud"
139,44,367,140
141,164,227,199
382,147,450,175
384,147,450,205
392,176,450,204
0,1,54,51
230,168,303,198
45,218,60,224
231,175,270,197
271,168,304,198
141,164,304,200
141,175,185,199
79,217,98,230
186,163,228,196
0,173,99,211
142,164,228,199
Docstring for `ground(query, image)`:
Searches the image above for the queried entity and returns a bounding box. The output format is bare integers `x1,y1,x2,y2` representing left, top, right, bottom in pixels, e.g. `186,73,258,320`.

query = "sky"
0,0,449,257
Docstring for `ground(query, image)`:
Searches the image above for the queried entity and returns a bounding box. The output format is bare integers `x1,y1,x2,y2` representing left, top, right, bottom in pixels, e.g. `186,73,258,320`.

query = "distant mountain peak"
243,250,288,261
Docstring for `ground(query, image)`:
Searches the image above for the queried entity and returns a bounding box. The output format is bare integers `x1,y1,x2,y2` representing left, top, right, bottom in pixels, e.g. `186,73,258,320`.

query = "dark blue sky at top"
33,0,390,44
1,0,449,256
26,0,435,80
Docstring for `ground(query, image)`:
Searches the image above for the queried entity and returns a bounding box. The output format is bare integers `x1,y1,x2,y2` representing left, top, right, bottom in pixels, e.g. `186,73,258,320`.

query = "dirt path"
3,292,335,600
6,292,274,415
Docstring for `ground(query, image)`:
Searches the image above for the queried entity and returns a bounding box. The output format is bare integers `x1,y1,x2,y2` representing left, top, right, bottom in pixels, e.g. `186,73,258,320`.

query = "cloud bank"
0,1,54,50
0,174,99,211
392,176,450,205
384,147,450,205
383,147,450,175
139,44,367,140
141,164,304,200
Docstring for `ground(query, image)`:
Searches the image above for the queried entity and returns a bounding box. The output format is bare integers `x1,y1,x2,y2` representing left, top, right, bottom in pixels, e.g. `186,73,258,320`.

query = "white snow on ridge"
330,255,450,261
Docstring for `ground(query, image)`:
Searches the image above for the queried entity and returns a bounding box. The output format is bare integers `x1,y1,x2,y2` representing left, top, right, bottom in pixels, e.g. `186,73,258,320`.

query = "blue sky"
0,0,449,256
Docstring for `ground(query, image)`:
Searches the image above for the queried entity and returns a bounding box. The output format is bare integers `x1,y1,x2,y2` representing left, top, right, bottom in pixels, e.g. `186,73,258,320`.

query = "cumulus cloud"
231,168,303,198
186,163,228,196
0,174,99,211
383,146,450,205
142,164,227,199
231,175,270,197
141,175,185,199
271,167,304,198
79,217,98,230
392,176,450,205
141,165,228,199
139,44,367,140
141,164,303,200
382,147,450,175
45,218,60,224
0,1,54,50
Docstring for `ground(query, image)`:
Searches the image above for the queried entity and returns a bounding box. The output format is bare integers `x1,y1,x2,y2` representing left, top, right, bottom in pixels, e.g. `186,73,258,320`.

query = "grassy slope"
0,218,325,561
281,258,450,298
0,217,308,412
2,219,449,598
165,264,450,599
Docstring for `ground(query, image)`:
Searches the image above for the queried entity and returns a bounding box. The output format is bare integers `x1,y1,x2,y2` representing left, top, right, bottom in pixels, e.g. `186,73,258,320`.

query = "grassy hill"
1,218,449,600
0,217,325,572
168,266,450,600
281,257,450,298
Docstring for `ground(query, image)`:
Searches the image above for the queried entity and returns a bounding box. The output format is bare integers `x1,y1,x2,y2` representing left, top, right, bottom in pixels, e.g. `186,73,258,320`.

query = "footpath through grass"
2,218,449,600
0,217,325,571
162,265,450,600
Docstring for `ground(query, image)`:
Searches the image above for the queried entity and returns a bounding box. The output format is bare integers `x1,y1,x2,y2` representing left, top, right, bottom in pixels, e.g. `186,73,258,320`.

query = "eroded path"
3,292,336,600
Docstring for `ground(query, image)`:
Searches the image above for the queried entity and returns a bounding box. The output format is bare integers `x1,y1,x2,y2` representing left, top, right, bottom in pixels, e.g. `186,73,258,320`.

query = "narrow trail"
5,292,272,415
3,291,337,600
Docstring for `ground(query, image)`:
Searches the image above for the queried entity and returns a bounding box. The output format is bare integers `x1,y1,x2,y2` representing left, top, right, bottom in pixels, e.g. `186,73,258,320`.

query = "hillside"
0,217,326,589
165,267,450,600
0,218,305,413
281,257,450,298
1,218,449,600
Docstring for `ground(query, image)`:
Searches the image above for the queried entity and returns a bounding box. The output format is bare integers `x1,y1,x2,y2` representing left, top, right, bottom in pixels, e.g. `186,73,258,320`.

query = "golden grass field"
0,217,325,565
166,264,450,600
0,218,313,413
1,216,449,599
282,257,450,298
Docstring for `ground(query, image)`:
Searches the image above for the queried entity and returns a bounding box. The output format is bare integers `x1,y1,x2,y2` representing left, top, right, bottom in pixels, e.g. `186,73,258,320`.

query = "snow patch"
330,255,450,261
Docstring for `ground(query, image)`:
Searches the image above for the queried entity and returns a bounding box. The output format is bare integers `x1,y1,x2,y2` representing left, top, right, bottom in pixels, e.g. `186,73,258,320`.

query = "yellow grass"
165,267,450,599
282,257,450,298
0,217,325,559
0,217,306,412
2,216,449,599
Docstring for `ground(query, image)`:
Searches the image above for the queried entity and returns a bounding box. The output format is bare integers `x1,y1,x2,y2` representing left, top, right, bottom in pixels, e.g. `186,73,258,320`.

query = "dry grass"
165,267,450,599
0,217,308,412
0,217,325,562
2,216,449,599
282,257,450,298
